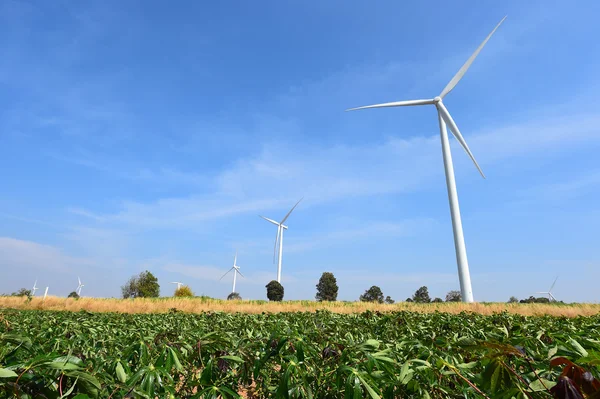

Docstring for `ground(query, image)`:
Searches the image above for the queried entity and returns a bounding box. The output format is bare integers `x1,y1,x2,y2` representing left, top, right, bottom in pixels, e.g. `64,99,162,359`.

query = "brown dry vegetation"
1,296,599,317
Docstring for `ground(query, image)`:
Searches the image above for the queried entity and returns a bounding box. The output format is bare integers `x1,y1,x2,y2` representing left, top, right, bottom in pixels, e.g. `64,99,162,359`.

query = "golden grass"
0,296,599,317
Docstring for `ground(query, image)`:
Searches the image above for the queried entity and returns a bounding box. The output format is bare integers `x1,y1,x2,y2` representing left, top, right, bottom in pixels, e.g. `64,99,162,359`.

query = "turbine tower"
77,277,84,296
260,198,303,283
170,282,184,290
536,276,558,302
32,280,39,296
219,252,244,293
346,17,507,303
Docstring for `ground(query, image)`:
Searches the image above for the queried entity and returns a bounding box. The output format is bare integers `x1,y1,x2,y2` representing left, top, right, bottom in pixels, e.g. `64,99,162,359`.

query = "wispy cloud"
0,237,92,273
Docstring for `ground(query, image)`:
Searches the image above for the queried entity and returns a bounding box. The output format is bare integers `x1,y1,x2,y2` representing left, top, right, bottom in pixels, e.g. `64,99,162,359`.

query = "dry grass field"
1,295,599,317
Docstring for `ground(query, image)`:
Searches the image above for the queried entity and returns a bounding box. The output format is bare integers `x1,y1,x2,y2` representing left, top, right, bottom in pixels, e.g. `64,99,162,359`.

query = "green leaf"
219,355,244,363
569,338,589,358
0,368,18,378
115,362,127,383
481,359,512,394
356,374,381,399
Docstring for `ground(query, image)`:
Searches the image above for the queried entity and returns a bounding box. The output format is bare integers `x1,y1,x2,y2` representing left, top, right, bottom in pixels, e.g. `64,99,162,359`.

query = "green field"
1,309,599,398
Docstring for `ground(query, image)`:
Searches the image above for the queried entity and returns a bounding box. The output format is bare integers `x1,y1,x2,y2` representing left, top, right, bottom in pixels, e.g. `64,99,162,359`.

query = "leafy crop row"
1,309,599,398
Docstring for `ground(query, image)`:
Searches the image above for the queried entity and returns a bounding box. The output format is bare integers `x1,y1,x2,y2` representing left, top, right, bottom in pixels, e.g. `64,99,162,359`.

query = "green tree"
508,296,519,303
405,298,414,302
412,286,431,303
432,297,443,303
174,285,193,297
266,280,284,301
359,286,384,303
384,296,395,304
67,291,80,299
315,272,338,301
121,270,160,298
227,292,241,300
445,290,462,302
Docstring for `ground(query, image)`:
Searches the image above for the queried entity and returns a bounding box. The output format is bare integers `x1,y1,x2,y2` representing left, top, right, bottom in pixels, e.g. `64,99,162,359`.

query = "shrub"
174,285,194,297
67,291,80,299
227,292,242,300
445,290,462,302
384,296,395,304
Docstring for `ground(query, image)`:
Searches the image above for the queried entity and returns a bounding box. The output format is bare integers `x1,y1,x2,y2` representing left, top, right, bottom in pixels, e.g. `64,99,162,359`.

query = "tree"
412,286,431,303
508,296,519,303
266,280,284,301
359,286,384,303
315,272,338,301
121,270,160,298
67,291,80,299
445,290,462,302
174,285,193,297
432,297,443,303
227,292,241,300
11,288,31,297
384,296,395,304
405,298,414,302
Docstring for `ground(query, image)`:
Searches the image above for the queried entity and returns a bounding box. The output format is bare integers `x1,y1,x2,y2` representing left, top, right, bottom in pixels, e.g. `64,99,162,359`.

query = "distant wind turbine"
32,280,39,296
43,287,49,301
77,277,84,296
260,198,303,283
346,17,508,303
171,282,183,290
536,276,558,302
219,252,244,293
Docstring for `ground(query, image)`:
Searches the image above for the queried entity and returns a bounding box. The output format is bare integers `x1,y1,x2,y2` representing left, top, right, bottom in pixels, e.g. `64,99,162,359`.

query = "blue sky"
1,0,599,302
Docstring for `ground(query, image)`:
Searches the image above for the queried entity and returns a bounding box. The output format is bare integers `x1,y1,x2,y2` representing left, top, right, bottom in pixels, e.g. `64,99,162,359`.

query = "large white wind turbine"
346,17,507,303
77,277,84,296
219,252,244,293
170,282,184,290
32,280,39,296
536,276,558,302
260,198,303,283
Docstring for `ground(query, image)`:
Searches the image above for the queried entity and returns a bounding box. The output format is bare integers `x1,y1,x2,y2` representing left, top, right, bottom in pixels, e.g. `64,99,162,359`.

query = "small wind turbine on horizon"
32,280,39,296
170,282,184,290
346,17,508,303
220,252,244,293
260,198,303,283
536,276,558,302
77,277,84,296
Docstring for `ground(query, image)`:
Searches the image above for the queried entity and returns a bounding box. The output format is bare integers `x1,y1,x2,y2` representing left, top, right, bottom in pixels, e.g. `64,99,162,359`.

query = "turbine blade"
273,225,281,264
549,276,558,292
260,215,280,226
346,99,435,111
219,268,234,281
234,251,237,267
280,197,303,224
237,269,245,278
440,16,507,99
78,277,81,285
436,103,485,178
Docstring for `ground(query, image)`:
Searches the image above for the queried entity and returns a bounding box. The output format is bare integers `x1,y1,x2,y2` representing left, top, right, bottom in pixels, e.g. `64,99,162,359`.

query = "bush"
384,296,395,304
315,272,338,301
508,296,519,303
445,290,462,302
11,288,32,297
405,298,414,302
174,285,194,297
227,292,242,300
266,281,284,301
432,297,443,303
359,286,384,303
412,286,431,303
121,270,160,298
67,291,80,299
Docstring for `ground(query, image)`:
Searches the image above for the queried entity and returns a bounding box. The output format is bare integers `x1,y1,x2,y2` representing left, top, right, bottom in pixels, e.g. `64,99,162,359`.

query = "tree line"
3,270,561,303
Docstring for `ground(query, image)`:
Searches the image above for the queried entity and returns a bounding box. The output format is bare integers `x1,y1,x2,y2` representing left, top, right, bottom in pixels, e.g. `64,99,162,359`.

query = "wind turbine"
77,277,84,296
260,198,303,283
346,17,507,303
219,252,244,293
43,287,49,301
536,276,558,302
32,280,39,296
170,282,184,290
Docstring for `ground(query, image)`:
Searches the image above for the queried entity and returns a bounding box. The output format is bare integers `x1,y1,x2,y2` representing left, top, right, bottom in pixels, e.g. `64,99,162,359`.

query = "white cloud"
0,237,91,272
